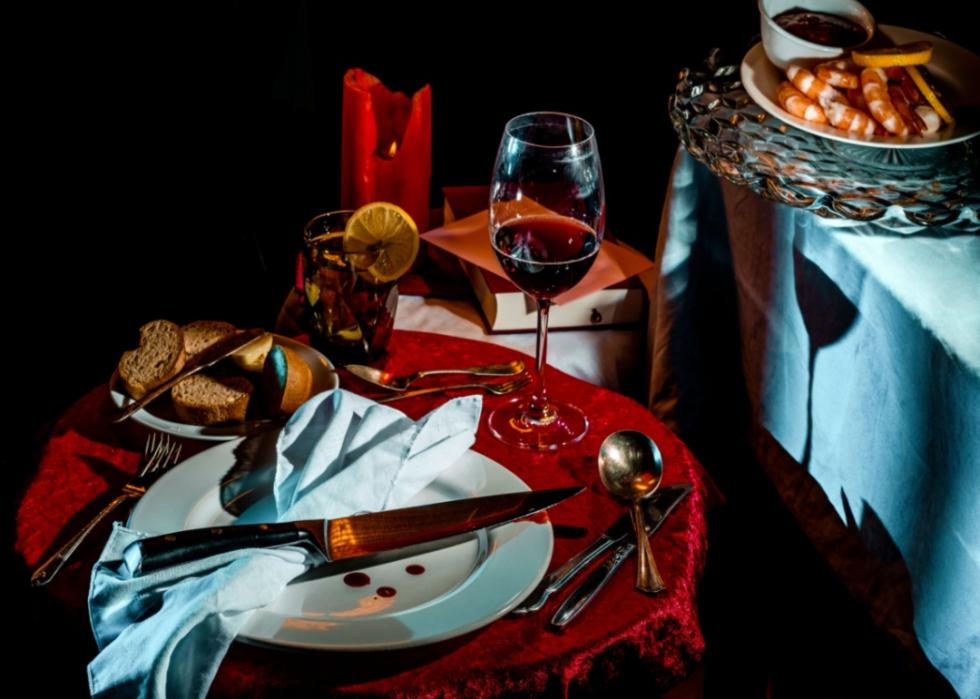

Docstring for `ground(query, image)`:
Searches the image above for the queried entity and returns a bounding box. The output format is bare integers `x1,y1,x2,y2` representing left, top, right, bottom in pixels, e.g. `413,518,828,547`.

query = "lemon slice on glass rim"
343,202,420,282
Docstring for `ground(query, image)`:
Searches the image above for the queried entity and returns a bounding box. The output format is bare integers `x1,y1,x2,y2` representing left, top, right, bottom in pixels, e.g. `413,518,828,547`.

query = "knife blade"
549,483,692,628
512,484,691,615
111,328,269,423
122,486,583,576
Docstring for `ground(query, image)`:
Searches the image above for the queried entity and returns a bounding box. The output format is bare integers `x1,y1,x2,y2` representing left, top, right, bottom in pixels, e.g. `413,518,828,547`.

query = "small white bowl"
759,0,875,70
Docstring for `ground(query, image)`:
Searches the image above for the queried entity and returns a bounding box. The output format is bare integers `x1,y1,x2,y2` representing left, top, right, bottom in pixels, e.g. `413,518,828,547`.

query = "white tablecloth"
650,150,980,698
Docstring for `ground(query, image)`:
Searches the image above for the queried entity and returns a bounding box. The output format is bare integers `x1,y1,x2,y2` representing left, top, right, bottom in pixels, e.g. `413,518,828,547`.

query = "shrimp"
786,64,848,108
886,67,923,104
823,101,877,136
815,60,859,89
889,86,926,133
846,88,869,112
861,68,909,136
777,81,827,123
915,105,943,134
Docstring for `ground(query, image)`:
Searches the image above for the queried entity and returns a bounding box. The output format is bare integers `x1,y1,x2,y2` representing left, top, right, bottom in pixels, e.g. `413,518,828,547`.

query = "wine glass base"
487,397,589,451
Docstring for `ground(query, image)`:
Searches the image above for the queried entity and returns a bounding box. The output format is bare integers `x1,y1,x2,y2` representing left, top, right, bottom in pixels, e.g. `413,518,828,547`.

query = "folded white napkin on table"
87,389,482,699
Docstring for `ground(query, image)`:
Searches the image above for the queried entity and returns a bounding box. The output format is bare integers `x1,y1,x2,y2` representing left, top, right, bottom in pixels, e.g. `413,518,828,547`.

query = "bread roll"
262,344,313,416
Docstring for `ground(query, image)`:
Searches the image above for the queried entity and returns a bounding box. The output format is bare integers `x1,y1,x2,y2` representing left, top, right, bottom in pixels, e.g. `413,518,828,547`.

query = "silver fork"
346,360,526,392
31,432,182,587
377,375,531,403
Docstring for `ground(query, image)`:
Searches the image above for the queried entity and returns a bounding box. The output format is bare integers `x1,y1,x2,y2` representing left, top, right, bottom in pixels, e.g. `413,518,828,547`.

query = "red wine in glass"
492,215,600,299
487,111,604,451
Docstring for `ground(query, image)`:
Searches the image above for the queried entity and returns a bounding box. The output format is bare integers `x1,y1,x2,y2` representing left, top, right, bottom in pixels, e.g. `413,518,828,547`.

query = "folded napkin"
88,389,482,699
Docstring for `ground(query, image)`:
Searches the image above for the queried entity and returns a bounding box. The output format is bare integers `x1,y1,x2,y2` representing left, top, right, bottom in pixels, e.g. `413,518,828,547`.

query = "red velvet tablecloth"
17,330,708,697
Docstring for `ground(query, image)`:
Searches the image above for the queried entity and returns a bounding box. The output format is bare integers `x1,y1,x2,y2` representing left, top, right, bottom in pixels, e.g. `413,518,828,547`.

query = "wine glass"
487,112,605,450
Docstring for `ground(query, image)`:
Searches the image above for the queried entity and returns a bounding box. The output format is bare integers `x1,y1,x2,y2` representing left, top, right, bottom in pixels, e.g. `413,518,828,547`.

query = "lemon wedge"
905,65,955,125
852,41,933,68
343,202,419,282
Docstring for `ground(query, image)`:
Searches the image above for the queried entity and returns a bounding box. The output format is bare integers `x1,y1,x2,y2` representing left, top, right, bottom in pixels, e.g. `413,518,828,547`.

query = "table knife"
111,328,268,423
549,484,692,628
512,484,692,614
122,486,582,576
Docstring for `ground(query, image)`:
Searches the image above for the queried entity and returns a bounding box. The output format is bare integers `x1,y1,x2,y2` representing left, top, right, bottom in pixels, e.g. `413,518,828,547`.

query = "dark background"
10,1,976,428
9,2,975,696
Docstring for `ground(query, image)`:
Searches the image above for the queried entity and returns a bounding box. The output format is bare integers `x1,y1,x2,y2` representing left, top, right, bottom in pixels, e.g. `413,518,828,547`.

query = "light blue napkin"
87,389,482,699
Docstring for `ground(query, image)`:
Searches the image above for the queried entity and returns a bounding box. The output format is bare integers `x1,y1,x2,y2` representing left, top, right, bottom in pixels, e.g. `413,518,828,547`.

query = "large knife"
549,483,692,628
122,487,583,576
512,484,691,614
111,328,269,423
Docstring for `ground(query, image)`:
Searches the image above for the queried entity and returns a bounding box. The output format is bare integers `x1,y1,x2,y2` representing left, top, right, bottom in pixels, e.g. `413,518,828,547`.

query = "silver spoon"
597,430,666,594
344,360,525,391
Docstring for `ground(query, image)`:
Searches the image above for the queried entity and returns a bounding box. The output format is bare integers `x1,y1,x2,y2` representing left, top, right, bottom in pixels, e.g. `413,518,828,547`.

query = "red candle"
341,68,432,231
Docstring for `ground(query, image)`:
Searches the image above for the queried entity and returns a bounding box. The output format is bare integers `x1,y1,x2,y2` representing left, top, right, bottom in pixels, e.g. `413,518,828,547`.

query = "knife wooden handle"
123,521,325,576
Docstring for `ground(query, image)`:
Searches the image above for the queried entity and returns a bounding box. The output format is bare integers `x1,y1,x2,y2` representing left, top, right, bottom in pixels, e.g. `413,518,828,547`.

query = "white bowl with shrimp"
759,0,875,70
742,25,980,148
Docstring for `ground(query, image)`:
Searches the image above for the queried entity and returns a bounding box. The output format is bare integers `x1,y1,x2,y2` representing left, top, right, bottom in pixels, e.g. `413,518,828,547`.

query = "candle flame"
387,140,398,158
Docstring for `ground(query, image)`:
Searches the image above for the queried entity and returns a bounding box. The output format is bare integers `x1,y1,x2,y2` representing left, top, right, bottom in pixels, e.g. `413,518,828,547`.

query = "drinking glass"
487,112,605,450
302,210,398,364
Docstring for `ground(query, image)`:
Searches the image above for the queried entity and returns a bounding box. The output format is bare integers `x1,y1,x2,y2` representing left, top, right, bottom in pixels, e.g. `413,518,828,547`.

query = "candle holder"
341,68,432,231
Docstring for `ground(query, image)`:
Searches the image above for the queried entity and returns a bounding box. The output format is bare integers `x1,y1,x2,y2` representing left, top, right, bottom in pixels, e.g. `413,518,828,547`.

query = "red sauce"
377,586,397,598
773,8,867,47
343,572,371,587
405,564,426,575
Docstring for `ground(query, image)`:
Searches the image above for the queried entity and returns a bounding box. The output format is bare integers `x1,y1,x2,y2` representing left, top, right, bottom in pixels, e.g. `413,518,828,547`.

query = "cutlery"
111,328,268,423
122,486,583,576
376,375,531,403
31,433,182,586
549,484,692,628
597,430,666,594
511,484,691,615
345,360,525,391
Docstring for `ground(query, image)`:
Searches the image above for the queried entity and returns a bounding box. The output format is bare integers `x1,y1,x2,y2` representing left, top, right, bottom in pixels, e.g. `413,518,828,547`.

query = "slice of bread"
232,333,274,373
171,374,254,425
182,320,237,358
118,320,187,399
262,344,313,416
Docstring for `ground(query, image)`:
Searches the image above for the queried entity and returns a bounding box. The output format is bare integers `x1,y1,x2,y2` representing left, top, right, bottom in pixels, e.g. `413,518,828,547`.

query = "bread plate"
109,335,339,441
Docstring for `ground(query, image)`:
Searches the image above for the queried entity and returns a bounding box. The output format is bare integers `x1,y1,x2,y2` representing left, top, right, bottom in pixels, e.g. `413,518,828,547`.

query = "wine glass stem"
526,300,556,424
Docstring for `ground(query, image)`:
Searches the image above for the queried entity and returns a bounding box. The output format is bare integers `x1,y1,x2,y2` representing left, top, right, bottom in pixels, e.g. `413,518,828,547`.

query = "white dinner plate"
128,439,553,651
741,25,980,148
109,335,339,441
